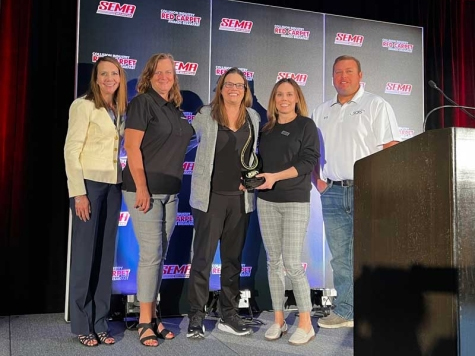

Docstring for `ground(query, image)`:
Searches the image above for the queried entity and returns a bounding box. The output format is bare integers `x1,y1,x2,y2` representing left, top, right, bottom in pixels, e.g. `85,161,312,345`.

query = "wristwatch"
74,196,83,203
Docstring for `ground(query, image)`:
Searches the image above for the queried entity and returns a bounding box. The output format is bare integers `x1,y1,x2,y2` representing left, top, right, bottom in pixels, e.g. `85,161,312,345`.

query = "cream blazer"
64,97,124,197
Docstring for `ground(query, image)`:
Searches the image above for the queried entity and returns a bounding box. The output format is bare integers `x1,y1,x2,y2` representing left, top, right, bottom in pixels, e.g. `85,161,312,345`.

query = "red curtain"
452,0,475,127
422,0,475,128
0,1,30,244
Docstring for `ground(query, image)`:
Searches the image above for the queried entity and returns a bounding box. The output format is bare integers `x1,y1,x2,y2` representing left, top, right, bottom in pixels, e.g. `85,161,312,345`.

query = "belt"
328,179,354,187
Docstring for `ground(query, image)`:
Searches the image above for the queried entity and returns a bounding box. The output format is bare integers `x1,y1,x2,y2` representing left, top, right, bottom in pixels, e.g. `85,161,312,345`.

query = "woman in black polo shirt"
122,53,193,347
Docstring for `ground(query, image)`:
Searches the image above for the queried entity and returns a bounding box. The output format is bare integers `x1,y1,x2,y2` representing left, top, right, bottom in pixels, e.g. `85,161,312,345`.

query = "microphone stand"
423,105,475,132
428,80,475,120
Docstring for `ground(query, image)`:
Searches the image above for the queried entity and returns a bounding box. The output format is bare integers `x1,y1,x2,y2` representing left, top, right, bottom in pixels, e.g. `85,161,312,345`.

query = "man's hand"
316,179,328,194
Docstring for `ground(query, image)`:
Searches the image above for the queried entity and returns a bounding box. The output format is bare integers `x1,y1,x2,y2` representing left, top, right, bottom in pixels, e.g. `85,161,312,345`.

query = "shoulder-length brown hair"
209,67,253,128
135,53,182,108
263,78,308,132
84,56,128,116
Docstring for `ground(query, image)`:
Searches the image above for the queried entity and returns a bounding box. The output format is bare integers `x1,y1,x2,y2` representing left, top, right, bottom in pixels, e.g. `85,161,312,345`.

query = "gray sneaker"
318,312,354,329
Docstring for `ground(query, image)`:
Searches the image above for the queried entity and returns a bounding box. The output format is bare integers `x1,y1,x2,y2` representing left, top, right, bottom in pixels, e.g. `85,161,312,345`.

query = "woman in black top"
255,78,320,345
122,53,193,347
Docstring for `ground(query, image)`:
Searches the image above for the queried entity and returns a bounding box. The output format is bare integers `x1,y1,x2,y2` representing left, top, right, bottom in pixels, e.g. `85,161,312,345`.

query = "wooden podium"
353,128,475,356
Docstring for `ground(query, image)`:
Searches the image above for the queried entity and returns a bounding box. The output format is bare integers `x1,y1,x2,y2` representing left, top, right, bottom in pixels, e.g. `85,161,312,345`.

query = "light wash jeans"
123,191,178,302
320,184,354,320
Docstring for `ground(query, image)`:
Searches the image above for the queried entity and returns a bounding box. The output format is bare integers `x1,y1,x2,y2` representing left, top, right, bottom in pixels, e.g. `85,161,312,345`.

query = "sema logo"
276,72,308,86
160,9,201,26
334,32,364,47
163,264,191,279
385,82,413,95
219,18,253,33
175,61,198,76
96,1,136,18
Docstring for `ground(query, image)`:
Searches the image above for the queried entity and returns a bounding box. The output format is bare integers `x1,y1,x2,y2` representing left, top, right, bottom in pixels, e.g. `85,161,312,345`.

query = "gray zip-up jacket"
189,105,261,213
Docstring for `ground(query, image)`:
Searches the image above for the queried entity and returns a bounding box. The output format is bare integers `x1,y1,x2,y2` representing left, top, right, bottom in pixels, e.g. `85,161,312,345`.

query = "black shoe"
187,314,205,339
217,314,252,336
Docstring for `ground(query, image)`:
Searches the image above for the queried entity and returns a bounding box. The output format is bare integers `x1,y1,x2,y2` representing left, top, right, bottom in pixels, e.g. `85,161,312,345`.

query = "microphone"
428,80,475,119
423,104,475,132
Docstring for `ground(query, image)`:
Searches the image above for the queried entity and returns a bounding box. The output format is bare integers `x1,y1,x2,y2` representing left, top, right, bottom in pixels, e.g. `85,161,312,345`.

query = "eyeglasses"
223,82,246,90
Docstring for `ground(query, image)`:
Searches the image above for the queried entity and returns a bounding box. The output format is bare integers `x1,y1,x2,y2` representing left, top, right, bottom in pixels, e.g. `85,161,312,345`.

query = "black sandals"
96,331,115,345
138,322,159,347
78,333,98,347
152,317,175,340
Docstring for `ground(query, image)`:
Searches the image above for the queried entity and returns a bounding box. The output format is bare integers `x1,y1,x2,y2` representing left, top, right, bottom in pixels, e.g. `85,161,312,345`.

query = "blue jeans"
320,184,354,320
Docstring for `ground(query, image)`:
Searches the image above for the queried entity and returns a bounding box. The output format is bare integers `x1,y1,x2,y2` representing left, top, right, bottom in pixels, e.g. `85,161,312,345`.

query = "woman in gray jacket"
187,67,260,339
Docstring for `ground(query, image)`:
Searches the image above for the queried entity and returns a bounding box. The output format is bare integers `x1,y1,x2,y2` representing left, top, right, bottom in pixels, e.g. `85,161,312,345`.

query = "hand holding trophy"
241,119,265,190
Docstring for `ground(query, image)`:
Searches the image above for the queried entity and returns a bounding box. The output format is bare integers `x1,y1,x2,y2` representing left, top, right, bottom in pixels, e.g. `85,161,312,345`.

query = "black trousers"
69,180,121,335
188,192,250,320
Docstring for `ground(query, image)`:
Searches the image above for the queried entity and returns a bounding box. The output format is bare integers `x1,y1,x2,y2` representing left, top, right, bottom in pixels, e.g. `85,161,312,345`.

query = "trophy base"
242,177,265,190
242,170,265,190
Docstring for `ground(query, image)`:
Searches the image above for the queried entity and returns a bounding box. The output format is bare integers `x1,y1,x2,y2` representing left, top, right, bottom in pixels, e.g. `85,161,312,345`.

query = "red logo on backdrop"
382,39,414,53
92,52,137,70
215,66,254,81
160,9,201,26
385,82,413,95
399,127,415,139
96,1,136,18
212,264,252,277
182,112,195,124
219,18,253,33
176,212,194,226
118,211,130,226
183,162,194,175
334,32,364,47
175,61,199,76
276,72,308,86
215,66,229,76
163,264,191,279
120,156,127,169
112,267,131,281
274,25,310,40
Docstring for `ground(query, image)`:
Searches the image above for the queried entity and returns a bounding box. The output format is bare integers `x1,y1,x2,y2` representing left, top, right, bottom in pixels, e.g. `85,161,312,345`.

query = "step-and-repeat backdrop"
71,0,423,315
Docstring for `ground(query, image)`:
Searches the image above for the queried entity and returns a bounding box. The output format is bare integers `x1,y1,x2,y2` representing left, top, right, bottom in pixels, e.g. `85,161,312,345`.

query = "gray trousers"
123,191,178,302
257,198,312,312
